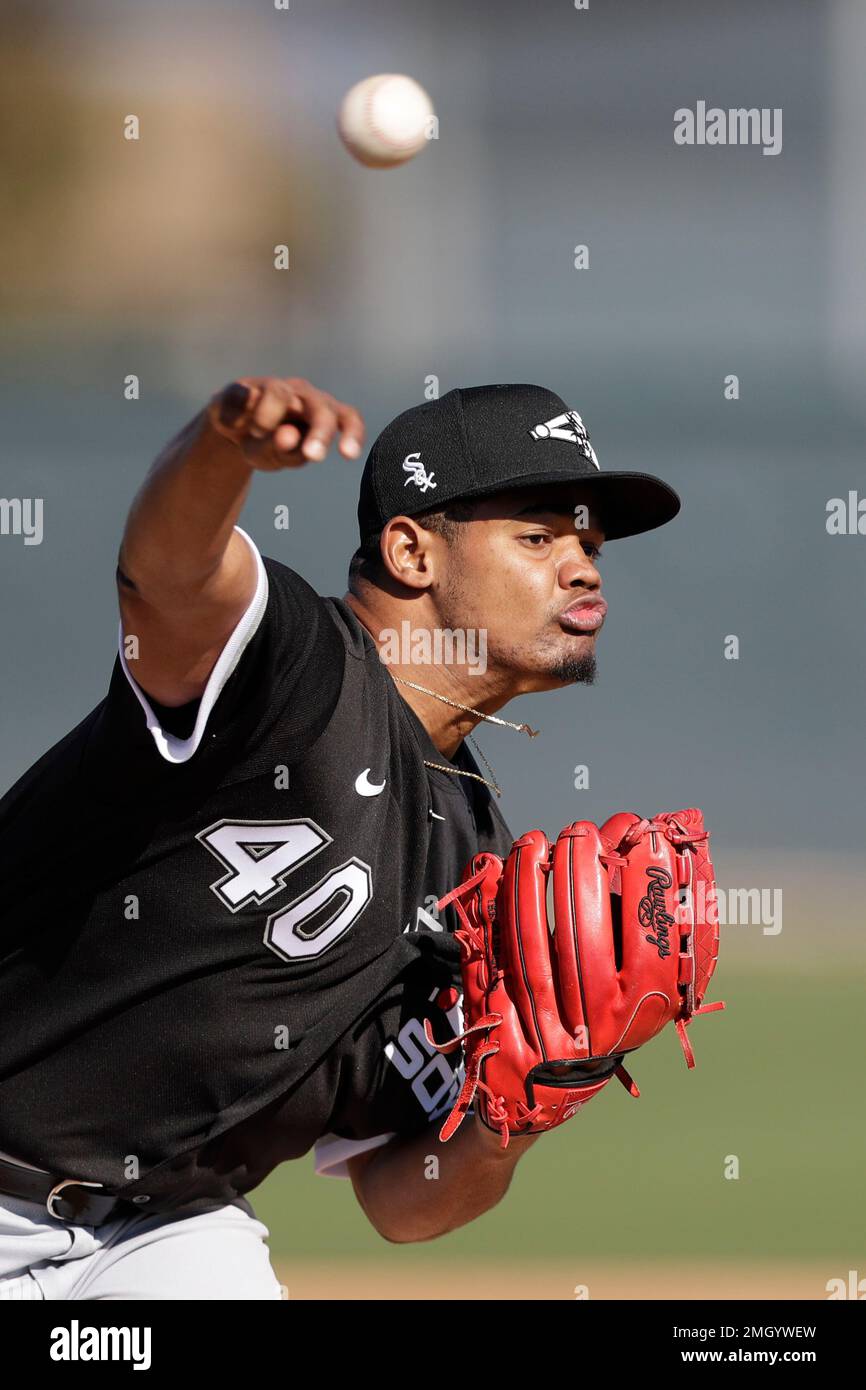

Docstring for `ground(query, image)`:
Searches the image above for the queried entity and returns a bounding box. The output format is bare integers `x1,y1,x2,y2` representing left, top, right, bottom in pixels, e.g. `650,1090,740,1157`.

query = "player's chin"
536,637,598,686
554,629,600,661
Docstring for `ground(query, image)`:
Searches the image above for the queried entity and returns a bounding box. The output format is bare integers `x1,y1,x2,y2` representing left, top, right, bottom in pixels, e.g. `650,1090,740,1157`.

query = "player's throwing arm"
116,379,365,706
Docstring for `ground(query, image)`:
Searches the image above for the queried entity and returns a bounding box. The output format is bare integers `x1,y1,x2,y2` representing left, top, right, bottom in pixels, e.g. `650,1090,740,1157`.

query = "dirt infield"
275,1259,835,1301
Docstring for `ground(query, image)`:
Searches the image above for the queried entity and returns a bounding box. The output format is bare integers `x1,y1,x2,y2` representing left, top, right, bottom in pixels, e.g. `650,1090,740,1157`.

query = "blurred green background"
255,967,865,1264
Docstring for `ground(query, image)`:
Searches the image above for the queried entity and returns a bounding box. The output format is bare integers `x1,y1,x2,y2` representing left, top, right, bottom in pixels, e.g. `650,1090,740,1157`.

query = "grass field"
252,966,865,1299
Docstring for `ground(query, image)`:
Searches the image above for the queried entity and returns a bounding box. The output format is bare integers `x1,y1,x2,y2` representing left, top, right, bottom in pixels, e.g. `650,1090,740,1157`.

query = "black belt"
0,1156,140,1227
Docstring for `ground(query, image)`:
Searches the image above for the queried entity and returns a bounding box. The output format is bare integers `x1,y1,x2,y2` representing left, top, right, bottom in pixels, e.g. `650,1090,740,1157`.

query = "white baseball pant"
0,1194,284,1301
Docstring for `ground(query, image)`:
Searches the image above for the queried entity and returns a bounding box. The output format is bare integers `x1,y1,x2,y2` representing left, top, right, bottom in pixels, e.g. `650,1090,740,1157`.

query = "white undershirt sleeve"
118,526,268,765
313,1132,395,1180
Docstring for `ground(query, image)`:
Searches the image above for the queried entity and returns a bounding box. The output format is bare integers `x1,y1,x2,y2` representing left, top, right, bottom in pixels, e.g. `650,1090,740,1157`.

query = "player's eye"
520,532,551,546
583,542,603,562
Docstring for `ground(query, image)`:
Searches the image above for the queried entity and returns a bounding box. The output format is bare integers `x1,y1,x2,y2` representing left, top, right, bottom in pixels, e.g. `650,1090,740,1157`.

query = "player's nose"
556,550,602,592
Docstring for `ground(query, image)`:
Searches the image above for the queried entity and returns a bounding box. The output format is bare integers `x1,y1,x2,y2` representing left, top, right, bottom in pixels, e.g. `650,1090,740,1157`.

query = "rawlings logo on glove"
424,808,724,1149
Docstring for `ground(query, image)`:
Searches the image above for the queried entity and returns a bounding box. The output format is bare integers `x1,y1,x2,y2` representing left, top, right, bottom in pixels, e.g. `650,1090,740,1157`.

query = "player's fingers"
272,421,304,455
210,377,351,463
334,402,366,459
296,397,340,460
249,381,305,439
215,380,261,433
218,381,251,426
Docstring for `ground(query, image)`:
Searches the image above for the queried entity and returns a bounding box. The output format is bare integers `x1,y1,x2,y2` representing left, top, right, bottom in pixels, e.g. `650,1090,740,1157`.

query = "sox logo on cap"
402,452,437,492
528,410,600,470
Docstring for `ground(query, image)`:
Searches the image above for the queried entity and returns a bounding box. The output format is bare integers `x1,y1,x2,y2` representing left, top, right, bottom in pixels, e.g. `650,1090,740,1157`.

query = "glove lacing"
422,863,520,1145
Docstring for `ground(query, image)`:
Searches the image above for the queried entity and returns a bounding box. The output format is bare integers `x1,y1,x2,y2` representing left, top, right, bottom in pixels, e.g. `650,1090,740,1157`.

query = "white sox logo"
384,987,466,1123
528,410,600,469
402,451,437,492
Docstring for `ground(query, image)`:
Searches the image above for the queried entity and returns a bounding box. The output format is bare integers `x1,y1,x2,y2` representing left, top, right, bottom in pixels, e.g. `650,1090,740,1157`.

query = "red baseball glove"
425,808,724,1149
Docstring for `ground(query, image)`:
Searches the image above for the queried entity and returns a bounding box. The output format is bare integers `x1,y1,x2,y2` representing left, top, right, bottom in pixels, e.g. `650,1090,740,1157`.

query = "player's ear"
379,517,436,590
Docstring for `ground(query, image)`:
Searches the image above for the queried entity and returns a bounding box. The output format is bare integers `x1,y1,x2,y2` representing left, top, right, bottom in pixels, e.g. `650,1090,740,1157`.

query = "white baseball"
337,73,435,169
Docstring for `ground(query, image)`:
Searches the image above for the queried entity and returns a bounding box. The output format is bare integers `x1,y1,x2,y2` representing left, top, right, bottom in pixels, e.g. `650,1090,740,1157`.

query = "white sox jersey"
0,529,514,1209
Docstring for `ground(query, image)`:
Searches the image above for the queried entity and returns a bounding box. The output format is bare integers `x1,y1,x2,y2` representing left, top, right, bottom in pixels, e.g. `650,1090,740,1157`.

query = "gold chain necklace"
423,738,503,797
390,673,541,799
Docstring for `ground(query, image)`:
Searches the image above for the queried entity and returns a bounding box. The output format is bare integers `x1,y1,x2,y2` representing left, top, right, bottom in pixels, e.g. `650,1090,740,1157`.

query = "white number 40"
196,818,372,962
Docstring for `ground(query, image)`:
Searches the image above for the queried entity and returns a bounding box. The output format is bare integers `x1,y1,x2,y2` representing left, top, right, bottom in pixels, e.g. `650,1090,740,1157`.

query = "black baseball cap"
357,383,680,543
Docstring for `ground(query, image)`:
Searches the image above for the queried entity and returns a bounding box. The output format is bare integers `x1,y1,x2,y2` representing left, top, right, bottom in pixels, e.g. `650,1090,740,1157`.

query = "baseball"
337,73,435,168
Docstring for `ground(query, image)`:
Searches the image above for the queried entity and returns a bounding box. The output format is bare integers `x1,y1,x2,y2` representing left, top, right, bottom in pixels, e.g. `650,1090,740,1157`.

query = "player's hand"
205,377,366,472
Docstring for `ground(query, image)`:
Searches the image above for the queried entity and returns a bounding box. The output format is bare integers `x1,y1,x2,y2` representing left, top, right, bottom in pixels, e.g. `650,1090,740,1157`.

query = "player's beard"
475,633,597,688
548,648,597,684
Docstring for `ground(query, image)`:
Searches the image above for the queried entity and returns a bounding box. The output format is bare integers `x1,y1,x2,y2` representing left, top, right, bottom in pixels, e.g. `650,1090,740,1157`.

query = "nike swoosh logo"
354,768,386,797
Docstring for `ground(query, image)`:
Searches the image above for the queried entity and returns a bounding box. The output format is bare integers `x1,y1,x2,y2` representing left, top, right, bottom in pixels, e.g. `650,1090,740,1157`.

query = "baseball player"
0,377,686,1300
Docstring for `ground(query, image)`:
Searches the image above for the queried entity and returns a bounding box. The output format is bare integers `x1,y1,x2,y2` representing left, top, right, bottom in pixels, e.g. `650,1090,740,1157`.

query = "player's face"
436,485,607,691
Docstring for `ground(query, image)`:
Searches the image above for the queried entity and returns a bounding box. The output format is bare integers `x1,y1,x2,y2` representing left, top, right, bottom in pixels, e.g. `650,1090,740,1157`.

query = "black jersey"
0,530,514,1209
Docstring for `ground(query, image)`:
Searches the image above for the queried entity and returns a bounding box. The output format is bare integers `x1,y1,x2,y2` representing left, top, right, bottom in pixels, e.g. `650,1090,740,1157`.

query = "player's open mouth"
558,599,607,633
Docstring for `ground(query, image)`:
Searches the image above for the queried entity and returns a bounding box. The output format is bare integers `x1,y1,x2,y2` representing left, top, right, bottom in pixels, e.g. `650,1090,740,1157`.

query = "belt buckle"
46,1178,105,1223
